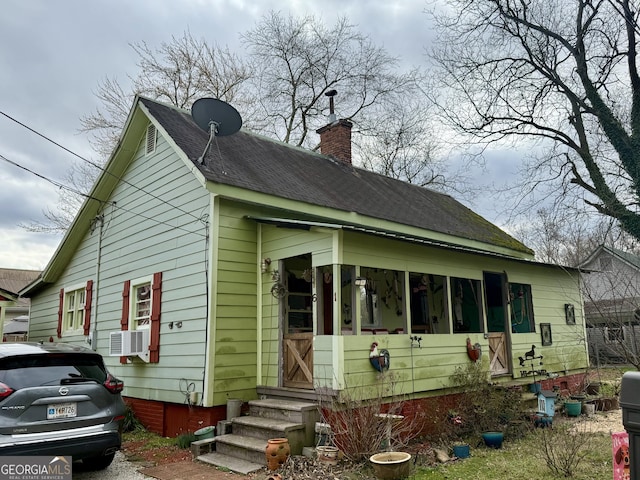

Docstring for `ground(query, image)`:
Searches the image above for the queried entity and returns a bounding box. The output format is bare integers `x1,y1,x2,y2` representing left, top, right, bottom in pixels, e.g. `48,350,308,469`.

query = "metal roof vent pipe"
326,89,338,124
316,90,353,164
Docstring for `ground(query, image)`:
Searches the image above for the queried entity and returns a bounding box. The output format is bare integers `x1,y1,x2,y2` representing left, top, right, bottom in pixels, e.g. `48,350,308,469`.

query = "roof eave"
31,96,150,287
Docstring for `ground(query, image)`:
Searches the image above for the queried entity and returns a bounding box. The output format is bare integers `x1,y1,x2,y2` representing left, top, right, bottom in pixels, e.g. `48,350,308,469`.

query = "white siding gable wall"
29,131,211,405
582,253,640,302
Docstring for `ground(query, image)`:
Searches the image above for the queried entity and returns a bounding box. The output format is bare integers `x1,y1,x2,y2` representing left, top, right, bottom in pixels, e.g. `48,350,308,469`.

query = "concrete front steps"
196,398,319,474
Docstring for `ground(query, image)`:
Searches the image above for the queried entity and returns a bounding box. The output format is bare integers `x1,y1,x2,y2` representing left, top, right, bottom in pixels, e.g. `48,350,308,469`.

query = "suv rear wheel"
84,452,116,470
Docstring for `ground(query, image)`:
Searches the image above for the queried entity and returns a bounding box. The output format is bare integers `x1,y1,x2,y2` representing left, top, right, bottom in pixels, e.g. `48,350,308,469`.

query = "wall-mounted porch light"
354,277,367,287
261,257,272,273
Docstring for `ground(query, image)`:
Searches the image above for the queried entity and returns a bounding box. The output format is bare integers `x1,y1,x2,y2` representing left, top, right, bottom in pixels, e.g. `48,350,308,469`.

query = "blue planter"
530,382,542,393
452,444,470,459
482,431,504,449
194,425,215,440
565,401,582,417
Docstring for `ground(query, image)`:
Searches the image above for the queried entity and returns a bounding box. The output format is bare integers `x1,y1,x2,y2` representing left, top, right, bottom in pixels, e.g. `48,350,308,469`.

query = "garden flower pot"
369,452,412,480
565,400,582,417
582,402,596,416
452,443,470,458
481,431,504,448
194,425,215,440
265,438,290,470
317,445,339,465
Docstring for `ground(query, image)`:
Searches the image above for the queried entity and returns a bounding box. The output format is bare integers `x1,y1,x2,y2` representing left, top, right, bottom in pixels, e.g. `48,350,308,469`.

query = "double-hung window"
57,281,93,337
64,286,85,332
131,278,152,330
119,273,163,364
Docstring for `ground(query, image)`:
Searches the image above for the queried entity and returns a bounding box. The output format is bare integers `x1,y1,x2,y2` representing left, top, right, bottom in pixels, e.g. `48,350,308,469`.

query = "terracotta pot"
265,438,290,470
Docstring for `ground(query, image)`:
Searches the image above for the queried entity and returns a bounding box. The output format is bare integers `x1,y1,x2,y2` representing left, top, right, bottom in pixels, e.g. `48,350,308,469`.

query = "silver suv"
0,342,125,469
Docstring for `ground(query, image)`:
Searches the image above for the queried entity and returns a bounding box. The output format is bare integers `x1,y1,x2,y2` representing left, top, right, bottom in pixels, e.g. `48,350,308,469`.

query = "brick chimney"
316,119,353,164
316,89,353,164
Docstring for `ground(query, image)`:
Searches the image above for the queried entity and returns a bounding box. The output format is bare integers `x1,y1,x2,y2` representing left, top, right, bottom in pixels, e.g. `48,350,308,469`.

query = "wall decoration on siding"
466,337,482,362
565,303,576,325
540,323,553,346
369,342,390,372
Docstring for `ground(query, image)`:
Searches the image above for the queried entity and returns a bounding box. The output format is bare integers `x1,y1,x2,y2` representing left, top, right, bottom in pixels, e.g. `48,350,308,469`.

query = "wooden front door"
282,255,314,389
484,271,512,376
488,333,509,376
283,332,313,388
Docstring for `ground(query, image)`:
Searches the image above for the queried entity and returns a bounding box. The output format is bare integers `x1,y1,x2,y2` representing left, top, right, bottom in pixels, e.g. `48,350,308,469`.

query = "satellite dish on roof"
191,98,242,164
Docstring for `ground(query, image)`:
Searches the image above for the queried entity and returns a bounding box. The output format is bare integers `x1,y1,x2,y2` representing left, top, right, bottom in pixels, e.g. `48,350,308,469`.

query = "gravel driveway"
73,452,148,480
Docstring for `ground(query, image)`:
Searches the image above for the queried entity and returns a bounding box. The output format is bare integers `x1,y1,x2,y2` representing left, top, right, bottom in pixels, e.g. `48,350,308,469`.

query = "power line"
0,109,206,225
0,153,97,201
0,153,206,238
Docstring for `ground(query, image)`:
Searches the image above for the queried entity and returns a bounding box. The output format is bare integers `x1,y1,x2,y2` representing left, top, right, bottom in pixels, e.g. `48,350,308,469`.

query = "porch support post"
257,223,264,385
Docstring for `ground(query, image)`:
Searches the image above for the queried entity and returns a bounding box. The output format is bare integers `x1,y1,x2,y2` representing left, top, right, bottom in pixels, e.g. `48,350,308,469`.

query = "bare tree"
20,161,100,233
80,31,251,159
581,248,640,370
240,12,424,148
24,32,253,233
356,96,445,187
35,13,446,233
509,208,632,265
429,0,640,241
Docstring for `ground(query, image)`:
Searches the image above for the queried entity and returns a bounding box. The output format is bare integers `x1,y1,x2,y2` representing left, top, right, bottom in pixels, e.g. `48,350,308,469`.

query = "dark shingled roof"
140,97,532,255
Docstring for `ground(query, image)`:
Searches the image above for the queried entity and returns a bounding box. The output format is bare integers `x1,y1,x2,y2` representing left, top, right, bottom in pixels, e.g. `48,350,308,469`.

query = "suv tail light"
0,382,14,399
103,373,124,394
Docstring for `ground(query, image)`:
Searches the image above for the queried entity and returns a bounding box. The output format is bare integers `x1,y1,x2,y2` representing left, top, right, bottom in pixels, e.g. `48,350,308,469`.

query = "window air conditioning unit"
109,330,149,357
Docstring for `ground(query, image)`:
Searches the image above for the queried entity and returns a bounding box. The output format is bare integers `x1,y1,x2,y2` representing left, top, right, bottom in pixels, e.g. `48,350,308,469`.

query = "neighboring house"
22,96,589,437
0,268,41,341
579,245,640,364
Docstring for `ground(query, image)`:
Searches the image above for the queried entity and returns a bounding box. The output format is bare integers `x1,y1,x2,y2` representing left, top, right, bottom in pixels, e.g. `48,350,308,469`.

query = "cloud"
0,0,445,270
0,227,60,270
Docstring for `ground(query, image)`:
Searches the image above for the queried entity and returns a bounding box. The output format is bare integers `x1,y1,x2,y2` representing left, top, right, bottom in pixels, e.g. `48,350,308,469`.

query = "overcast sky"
0,0,517,272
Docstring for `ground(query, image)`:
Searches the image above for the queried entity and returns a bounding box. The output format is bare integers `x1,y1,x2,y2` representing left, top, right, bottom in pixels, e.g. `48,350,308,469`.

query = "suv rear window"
0,354,107,389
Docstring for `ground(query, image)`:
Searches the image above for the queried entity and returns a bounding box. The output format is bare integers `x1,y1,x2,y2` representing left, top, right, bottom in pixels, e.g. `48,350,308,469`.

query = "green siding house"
22,96,589,436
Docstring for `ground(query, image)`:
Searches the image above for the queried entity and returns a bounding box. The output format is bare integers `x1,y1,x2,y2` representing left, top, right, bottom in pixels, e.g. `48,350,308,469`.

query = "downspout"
90,213,104,351
202,194,218,406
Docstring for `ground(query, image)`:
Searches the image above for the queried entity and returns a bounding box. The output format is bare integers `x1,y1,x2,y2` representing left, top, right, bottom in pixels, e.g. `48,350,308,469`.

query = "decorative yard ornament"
466,337,481,362
369,342,390,372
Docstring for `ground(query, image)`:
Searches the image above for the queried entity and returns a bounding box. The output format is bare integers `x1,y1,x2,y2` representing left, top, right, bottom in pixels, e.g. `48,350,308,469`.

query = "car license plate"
47,402,77,419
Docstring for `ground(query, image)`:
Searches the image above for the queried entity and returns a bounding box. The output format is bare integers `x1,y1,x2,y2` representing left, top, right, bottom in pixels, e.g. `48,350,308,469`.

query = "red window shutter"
57,288,64,338
120,280,131,364
83,280,93,336
150,272,162,363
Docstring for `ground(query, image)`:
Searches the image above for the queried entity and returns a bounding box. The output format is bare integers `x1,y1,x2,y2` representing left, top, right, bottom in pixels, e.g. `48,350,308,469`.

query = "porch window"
340,266,355,335
451,277,483,333
409,273,449,334
285,266,313,334
509,283,535,333
358,267,406,334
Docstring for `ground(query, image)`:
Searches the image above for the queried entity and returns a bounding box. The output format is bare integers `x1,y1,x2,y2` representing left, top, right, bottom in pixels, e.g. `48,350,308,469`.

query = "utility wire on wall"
0,109,206,225
0,153,207,238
